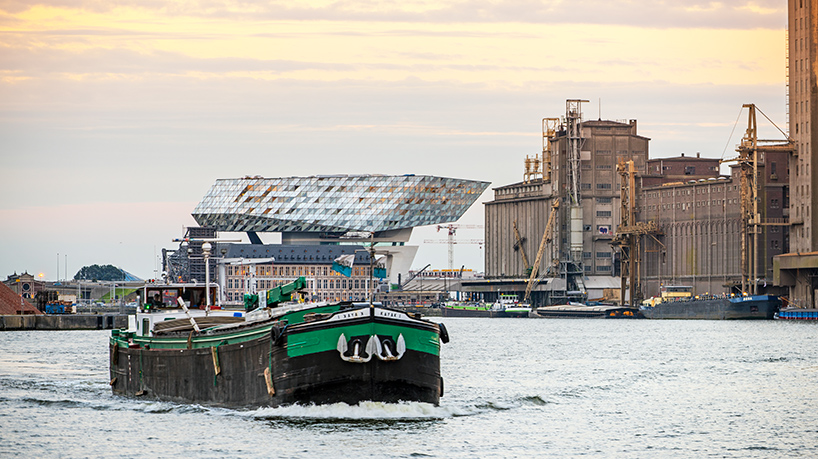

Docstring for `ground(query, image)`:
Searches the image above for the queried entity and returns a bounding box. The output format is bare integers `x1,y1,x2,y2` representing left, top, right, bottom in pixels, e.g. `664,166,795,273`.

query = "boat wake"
249,400,452,421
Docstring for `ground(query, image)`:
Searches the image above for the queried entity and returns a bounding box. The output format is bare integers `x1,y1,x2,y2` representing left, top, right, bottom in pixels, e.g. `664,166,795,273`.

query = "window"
596,183,612,190
596,197,612,204
581,183,592,190
596,252,612,258
583,252,592,258
771,198,780,208
596,210,612,217
684,166,695,175
597,266,612,272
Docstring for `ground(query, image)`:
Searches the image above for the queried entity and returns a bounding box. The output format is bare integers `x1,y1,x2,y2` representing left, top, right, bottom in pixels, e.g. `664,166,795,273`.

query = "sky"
0,0,791,281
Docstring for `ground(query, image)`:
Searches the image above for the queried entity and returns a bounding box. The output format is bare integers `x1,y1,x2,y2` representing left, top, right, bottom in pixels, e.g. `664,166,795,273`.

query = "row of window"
583,252,612,258
584,265,612,272
648,199,739,211
227,264,373,278
227,277,374,291
581,183,613,190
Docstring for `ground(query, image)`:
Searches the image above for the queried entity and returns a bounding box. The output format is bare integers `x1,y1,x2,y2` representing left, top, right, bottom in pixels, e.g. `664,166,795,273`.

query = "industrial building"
476,101,649,305
773,0,818,308
477,97,794,307
637,148,791,298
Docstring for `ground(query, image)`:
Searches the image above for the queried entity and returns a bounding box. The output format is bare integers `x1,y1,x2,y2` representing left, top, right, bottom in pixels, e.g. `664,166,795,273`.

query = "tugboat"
109,277,449,408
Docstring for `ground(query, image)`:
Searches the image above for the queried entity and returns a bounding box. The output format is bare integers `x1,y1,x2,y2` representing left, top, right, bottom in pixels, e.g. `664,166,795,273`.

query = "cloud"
0,0,786,29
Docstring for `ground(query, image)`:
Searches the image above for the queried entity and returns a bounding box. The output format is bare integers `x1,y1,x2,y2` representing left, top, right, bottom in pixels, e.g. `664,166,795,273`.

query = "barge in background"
640,286,779,320
440,293,530,318
440,301,504,318
775,307,818,320
110,277,448,408
531,302,640,318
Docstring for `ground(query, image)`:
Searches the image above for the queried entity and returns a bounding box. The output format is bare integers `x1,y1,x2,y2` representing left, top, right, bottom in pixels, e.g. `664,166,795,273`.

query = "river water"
1,318,817,458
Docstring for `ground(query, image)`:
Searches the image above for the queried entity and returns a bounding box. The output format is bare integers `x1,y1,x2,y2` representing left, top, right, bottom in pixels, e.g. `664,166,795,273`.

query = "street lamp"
203,242,212,310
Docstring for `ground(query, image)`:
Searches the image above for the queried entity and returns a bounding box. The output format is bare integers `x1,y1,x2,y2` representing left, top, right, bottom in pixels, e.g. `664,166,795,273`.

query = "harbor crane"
524,199,560,303
721,103,795,295
512,220,531,276
425,224,484,271
611,159,662,307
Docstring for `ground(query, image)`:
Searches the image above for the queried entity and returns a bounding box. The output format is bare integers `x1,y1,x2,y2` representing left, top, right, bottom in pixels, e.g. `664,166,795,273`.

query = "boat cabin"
139,283,221,311
642,285,694,308
659,285,693,299
131,283,245,337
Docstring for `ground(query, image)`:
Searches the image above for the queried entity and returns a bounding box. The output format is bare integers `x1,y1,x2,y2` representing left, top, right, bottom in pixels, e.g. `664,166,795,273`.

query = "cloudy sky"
0,0,789,280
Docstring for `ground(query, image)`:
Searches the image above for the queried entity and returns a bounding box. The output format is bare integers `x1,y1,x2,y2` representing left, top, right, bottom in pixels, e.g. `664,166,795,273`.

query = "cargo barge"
775,307,818,320
440,294,530,318
641,294,779,320
440,302,504,318
531,303,640,318
109,277,448,408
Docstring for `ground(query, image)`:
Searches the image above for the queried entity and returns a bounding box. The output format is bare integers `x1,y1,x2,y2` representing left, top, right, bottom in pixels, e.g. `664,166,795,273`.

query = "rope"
720,106,745,160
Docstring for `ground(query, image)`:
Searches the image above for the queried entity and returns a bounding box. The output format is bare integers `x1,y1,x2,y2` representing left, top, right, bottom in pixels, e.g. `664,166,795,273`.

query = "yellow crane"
612,159,661,307
512,220,531,276
524,199,560,303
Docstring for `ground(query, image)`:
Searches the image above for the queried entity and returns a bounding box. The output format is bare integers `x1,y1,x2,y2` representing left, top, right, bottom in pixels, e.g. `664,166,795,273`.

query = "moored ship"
531,302,640,318
109,277,448,408
640,286,779,320
439,301,503,318
775,307,818,320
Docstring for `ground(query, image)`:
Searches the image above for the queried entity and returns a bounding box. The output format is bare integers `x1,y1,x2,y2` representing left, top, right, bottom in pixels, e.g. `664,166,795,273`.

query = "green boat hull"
110,304,445,407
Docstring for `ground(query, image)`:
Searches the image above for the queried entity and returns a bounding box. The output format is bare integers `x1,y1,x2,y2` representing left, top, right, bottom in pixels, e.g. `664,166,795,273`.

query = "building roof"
222,244,374,265
0,282,41,315
192,174,490,234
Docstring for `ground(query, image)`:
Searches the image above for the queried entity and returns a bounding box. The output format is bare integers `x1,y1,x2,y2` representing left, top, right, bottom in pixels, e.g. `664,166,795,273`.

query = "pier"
0,313,128,331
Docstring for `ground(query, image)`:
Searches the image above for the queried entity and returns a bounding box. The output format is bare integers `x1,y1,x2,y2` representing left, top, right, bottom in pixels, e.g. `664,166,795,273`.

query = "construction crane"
426,224,484,271
524,199,560,303
512,220,531,276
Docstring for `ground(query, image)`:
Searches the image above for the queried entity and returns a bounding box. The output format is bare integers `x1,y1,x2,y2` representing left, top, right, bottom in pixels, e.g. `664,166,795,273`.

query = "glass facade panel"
193,175,490,233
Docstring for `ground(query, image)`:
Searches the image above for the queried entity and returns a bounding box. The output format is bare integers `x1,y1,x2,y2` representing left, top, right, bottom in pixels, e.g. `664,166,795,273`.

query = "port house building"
179,174,489,304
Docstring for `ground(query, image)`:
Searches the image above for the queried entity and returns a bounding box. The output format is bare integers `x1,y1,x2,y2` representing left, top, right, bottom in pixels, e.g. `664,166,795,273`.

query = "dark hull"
440,306,504,318
532,306,641,319
641,295,779,320
110,334,274,408
110,310,442,408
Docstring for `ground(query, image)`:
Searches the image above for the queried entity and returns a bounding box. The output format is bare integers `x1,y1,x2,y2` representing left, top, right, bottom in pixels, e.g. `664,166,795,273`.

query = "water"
1,319,817,458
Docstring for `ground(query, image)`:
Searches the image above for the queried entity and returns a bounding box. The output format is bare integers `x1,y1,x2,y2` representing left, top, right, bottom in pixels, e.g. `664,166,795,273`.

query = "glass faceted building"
192,174,489,235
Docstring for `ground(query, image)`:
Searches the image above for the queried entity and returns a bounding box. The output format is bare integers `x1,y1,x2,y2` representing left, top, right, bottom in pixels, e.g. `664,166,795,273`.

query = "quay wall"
0,314,128,331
